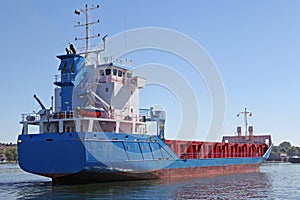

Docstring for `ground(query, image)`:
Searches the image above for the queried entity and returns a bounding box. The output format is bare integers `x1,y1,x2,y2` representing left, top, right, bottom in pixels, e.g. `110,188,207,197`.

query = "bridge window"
105,68,111,75
118,70,123,77
127,73,132,78
113,69,117,75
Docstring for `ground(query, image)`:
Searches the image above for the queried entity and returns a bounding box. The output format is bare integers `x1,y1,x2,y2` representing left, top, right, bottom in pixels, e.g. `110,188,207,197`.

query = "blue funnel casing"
54,54,85,111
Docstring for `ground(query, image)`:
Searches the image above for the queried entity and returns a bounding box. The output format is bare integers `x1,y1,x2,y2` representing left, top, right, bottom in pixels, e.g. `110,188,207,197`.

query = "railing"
50,111,76,119
179,152,265,159
22,110,143,122
98,75,127,85
54,73,75,83
54,75,60,83
21,111,75,122
21,113,40,122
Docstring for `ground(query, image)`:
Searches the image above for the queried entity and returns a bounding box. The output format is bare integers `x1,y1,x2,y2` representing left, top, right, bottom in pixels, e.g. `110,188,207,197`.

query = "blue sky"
1,0,300,146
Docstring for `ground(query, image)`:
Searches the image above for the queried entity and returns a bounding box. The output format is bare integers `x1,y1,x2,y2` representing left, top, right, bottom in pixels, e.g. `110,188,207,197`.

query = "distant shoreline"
265,160,288,163
0,161,18,164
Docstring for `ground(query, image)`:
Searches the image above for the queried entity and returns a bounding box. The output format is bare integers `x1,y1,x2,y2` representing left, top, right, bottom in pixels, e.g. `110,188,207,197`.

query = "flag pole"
244,107,248,137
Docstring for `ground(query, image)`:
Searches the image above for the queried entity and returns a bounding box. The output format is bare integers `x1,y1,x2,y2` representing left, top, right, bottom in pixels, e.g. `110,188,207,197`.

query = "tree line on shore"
0,143,18,162
267,141,300,161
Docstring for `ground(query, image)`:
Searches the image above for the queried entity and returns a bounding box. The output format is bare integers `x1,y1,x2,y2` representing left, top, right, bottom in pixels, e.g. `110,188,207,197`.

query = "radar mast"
74,4,107,65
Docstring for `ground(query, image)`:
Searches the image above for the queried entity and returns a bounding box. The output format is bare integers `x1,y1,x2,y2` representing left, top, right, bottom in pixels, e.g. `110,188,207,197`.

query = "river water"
0,163,299,199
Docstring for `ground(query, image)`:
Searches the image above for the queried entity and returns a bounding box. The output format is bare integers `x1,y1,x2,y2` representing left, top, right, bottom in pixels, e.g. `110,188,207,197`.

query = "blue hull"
18,132,272,183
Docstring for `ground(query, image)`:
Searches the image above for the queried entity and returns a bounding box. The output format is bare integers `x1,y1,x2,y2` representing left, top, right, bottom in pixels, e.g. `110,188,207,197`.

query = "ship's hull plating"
52,163,260,184
17,132,272,183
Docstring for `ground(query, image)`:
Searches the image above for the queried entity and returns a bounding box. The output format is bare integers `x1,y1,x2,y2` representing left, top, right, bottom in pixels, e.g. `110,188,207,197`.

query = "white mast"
74,4,105,64
85,4,90,55
237,107,252,137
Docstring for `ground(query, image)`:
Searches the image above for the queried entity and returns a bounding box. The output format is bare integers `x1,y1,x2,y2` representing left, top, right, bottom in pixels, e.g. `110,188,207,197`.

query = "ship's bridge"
96,63,145,88
20,57,148,136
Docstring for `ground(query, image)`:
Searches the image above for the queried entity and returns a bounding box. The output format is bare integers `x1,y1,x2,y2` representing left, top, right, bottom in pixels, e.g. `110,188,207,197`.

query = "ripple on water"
0,163,299,199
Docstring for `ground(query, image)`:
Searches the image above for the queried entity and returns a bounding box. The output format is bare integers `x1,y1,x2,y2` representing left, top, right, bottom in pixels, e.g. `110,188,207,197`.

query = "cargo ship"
17,4,272,184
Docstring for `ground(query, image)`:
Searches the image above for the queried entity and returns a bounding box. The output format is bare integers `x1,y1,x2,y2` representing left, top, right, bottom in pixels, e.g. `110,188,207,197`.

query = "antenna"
74,4,105,64
51,96,54,112
124,17,128,61
237,107,252,137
